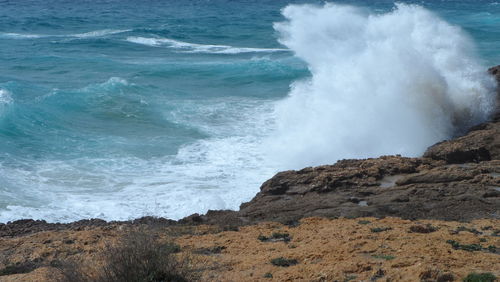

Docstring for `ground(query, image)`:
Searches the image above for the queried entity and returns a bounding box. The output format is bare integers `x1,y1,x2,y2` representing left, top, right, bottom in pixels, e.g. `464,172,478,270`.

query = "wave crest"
268,3,497,169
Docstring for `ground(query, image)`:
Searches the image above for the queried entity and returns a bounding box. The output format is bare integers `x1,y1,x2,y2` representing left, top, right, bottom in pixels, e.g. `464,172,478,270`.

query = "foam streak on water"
126,36,289,54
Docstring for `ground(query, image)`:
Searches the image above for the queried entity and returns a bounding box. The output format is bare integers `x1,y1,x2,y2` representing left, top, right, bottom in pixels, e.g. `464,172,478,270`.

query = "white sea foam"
126,36,289,54
0,89,13,105
0,89,13,118
70,29,131,38
0,29,130,40
0,97,276,223
0,32,44,39
266,3,497,169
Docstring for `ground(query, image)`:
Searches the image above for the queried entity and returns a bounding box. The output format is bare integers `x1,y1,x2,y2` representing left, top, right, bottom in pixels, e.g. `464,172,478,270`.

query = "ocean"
0,0,498,222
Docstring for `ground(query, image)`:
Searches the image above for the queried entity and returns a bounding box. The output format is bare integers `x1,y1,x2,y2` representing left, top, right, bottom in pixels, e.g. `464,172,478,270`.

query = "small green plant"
263,272,273,278
193,245,226,255
486,245,497,253
258,232,291,242
257,234,268,241
463,272,497,282
446,240,483,252
371,254,396,260
409,224,438,233
344,275,357,281
0,262,39,276
222,225,239,232
272,232,291,242
358,220,371,225
284,219,300,228
480,238,487,242
56,230,197,282
453,226,482,235
371,227,392,233
270,257,298,267
164,242,181,253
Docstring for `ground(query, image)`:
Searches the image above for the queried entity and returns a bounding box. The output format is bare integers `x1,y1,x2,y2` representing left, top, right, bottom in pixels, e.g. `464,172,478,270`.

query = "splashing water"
267,3,496,169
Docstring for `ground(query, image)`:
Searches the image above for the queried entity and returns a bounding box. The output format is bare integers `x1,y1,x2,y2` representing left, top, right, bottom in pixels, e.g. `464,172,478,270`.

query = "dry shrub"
57,230,197,282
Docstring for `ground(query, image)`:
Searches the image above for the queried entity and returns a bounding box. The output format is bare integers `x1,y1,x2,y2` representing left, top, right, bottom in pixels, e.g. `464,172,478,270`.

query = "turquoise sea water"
0,0,499,222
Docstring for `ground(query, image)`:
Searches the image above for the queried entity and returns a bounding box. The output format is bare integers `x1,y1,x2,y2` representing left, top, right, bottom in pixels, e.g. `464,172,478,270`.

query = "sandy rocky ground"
0,217,499,281
0,66,499,281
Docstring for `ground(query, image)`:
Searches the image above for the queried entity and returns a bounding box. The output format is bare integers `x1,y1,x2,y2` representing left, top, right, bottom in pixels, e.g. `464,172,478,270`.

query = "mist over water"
268,3,496,168
0,0,498,222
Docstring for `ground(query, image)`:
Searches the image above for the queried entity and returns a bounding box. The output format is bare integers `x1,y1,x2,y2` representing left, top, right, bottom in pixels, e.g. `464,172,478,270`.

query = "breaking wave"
268,3,497,169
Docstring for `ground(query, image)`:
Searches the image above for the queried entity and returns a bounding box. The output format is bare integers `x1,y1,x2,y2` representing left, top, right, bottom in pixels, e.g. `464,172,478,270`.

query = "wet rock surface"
238,157,500,223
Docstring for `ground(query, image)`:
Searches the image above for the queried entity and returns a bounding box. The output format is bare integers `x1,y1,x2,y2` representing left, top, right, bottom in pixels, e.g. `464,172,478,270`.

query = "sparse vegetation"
409,224,438,233
463,272,497,282
193,245,226,255
419,269,454,282
358,220,371,225
371,254,395,260
371,227,392,233
486,245,497,253
222,225,239,232
258,232,291,242
453,226,482,235
257,234,268,241
0,262,39,276
263,272,273,278
284,219,300,228
270,257,298,267
272,232,291,242
57,230,197,282
445,240,498,253
446,240,482,252
344,275,357,281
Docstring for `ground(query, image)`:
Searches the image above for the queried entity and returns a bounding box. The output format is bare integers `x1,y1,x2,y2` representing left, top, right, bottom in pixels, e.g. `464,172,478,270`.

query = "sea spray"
0,89,13,117
268,3,496,169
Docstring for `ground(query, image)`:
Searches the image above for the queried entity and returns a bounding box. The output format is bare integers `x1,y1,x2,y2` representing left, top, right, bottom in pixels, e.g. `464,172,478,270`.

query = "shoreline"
0,66,498,281
1,65,499,237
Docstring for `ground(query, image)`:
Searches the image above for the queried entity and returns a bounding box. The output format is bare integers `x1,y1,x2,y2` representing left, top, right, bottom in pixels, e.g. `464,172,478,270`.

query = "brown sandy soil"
1,217,498,281
179,217,499,281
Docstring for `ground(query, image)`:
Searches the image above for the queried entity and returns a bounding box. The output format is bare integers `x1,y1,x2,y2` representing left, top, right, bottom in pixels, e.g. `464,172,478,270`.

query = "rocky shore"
0,66,499,281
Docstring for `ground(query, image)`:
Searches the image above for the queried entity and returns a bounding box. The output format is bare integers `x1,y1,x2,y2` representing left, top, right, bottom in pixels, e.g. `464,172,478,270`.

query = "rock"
423,123,499,163
489,65,500,87
236,155,500,223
